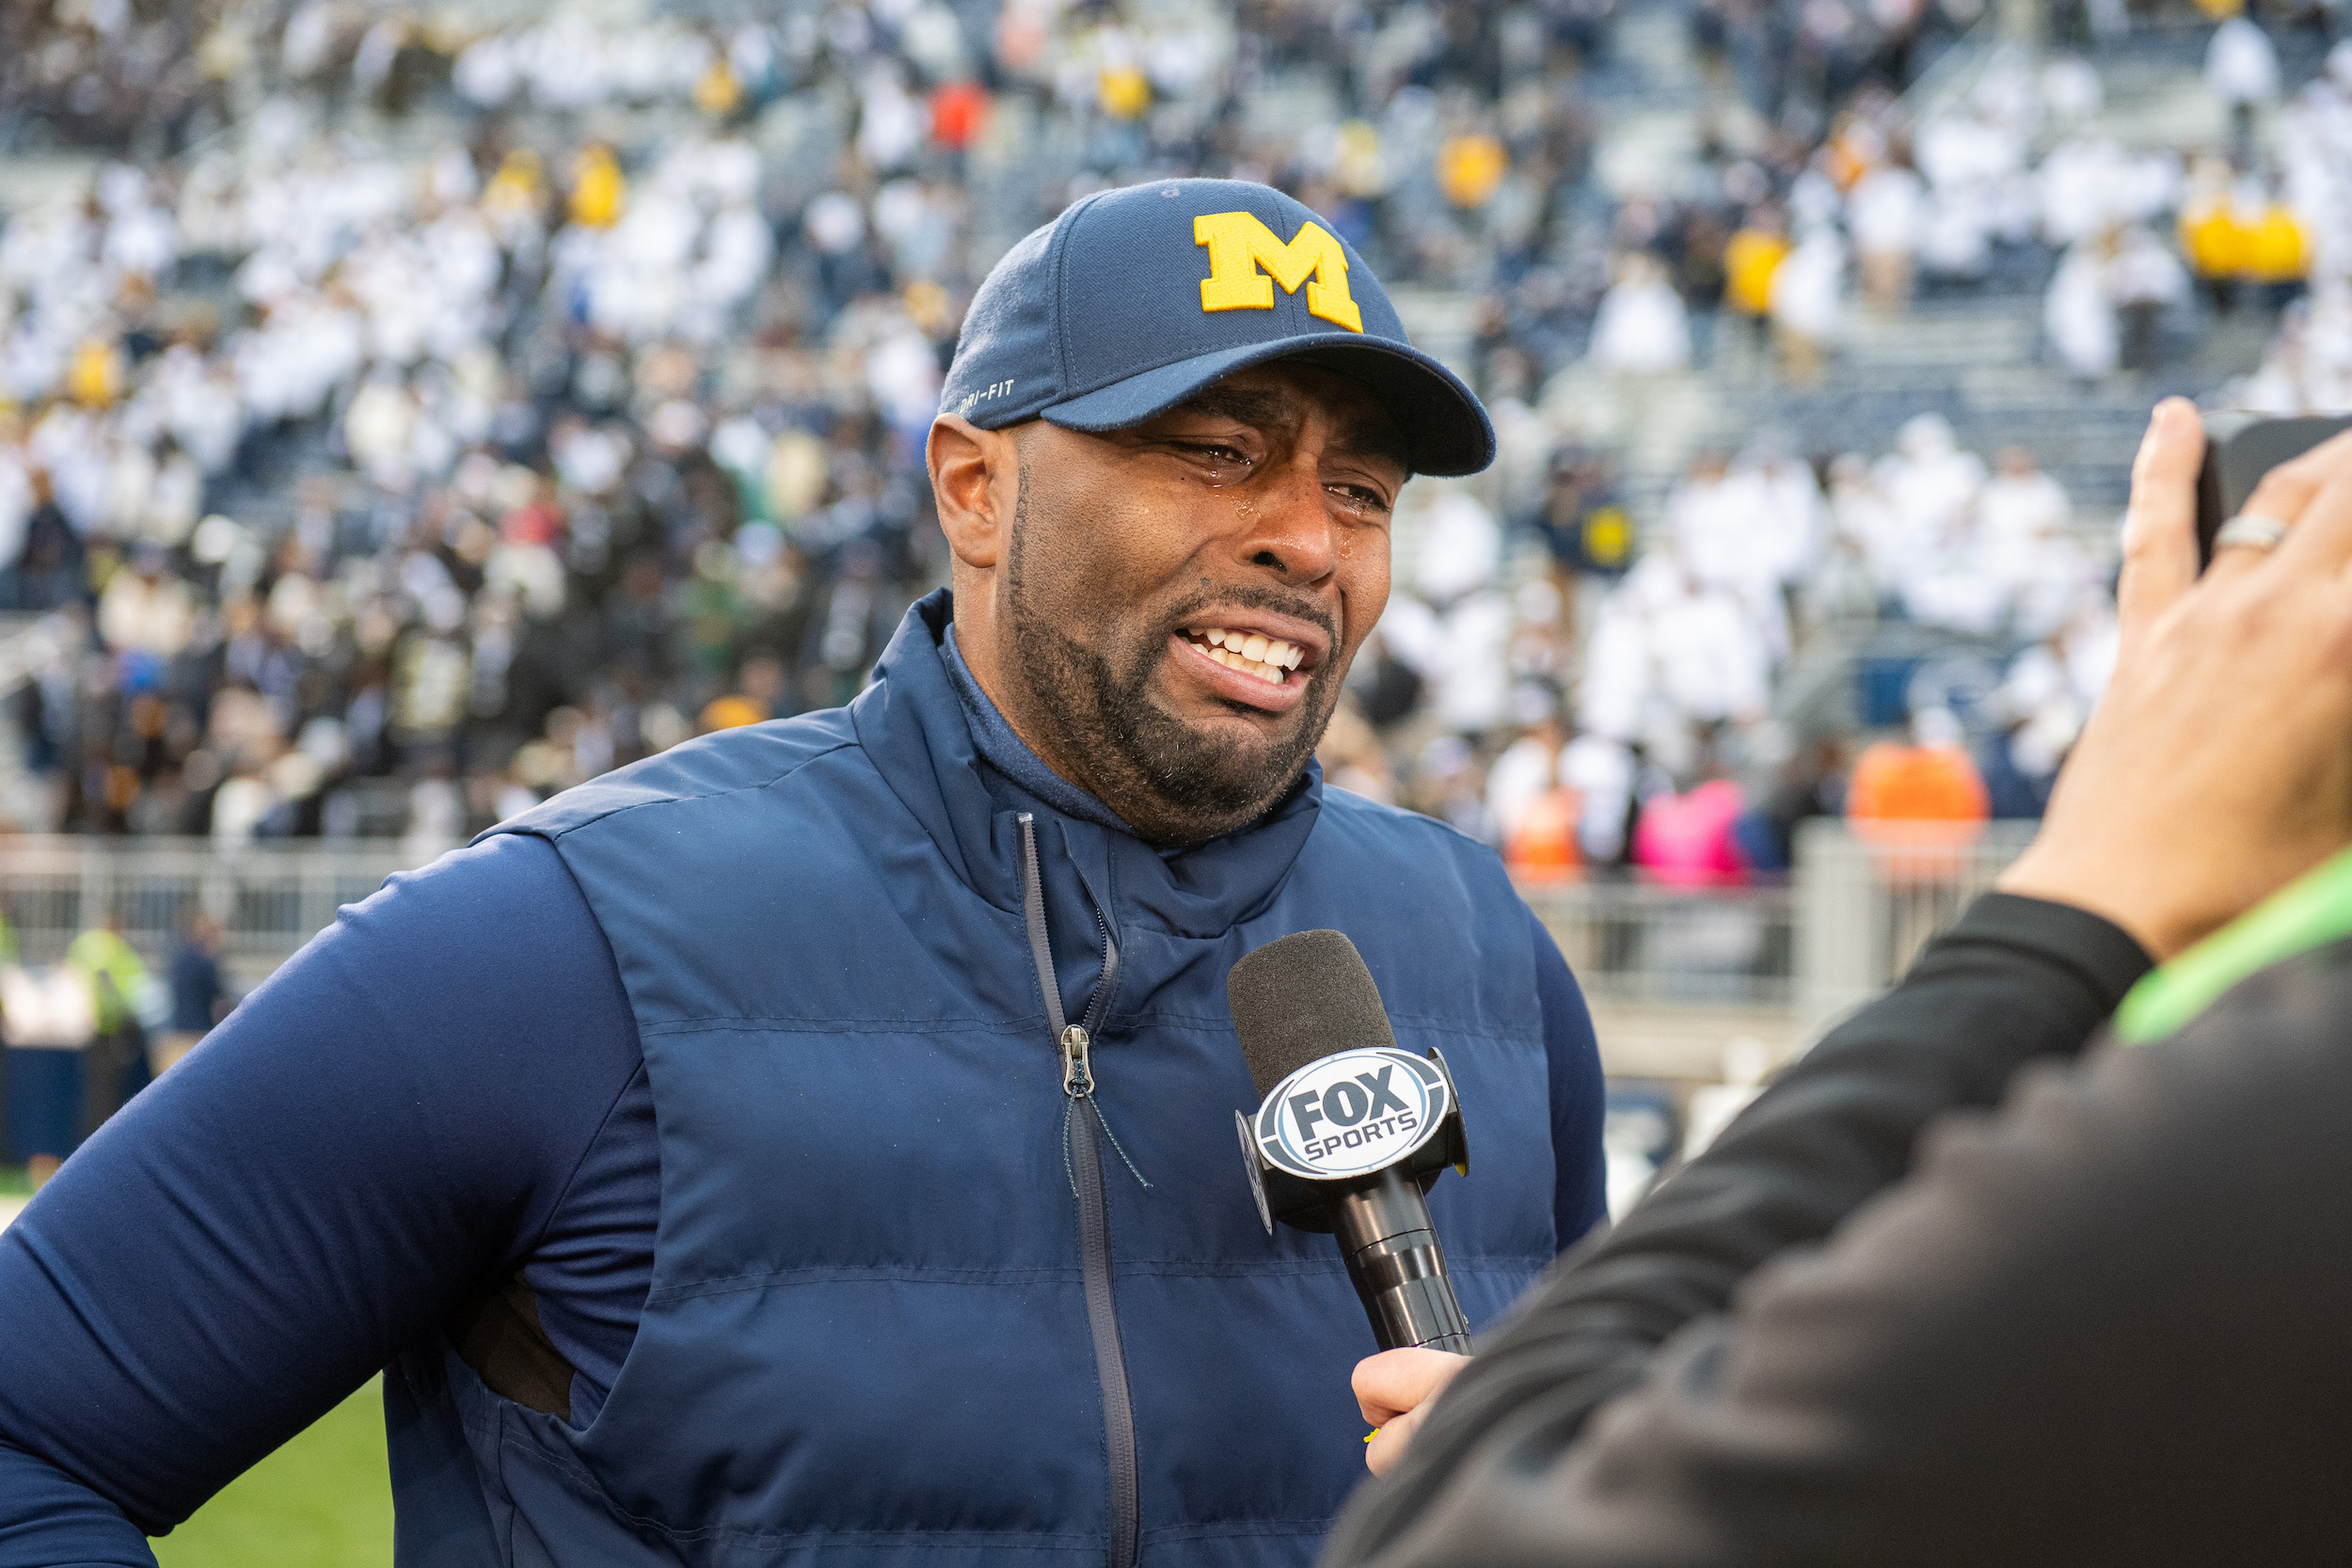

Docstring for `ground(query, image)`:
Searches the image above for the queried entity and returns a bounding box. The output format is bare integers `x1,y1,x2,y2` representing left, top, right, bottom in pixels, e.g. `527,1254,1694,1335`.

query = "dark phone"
2196,413,2352,568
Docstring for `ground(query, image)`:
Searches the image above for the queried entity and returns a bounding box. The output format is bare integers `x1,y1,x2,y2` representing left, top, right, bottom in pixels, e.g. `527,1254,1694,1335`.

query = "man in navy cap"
0,182,1604,1568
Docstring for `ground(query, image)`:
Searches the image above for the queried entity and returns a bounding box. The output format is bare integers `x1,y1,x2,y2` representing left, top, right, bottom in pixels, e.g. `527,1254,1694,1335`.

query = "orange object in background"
1846,740,1989,824
930,81,990,150
1822,121,1880,190
1506,787,1582,881
1846,739,1990,877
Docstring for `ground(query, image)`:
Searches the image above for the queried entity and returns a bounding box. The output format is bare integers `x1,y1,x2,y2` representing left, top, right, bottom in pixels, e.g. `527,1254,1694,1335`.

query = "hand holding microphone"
1354,1347,1470,1476
1227,929,1474,1354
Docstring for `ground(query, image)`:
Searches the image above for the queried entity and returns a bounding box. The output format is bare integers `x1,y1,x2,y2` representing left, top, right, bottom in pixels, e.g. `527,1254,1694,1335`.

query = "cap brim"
1039,333,1496,478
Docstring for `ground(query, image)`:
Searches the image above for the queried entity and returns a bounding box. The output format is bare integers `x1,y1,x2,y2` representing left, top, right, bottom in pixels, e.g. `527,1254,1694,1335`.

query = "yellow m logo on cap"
1193,212,1364,334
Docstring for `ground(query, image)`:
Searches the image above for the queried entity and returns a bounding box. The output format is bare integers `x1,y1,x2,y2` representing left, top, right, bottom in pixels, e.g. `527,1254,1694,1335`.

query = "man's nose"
1232,455,1339,584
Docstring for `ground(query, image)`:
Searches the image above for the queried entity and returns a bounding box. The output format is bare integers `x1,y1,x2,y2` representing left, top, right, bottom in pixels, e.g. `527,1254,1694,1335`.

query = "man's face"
991,362,1407,845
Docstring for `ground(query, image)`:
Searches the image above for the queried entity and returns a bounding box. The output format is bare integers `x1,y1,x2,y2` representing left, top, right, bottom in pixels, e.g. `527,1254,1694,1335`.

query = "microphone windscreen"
1228,929,1399,1099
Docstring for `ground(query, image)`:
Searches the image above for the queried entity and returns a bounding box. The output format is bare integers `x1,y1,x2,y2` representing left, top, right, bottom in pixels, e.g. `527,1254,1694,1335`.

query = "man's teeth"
1189,627,1304,685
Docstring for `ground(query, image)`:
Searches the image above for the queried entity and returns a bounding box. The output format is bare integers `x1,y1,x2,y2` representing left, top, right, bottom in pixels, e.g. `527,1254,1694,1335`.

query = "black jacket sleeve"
1321,893,2156,1568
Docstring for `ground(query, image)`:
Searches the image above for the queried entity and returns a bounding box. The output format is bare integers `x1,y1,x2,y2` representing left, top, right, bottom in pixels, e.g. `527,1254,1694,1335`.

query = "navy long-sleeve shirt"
0,830,1603,1562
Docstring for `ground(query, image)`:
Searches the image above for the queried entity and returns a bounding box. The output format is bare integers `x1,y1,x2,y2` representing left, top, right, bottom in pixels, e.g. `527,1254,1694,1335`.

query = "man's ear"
929,415,1016,571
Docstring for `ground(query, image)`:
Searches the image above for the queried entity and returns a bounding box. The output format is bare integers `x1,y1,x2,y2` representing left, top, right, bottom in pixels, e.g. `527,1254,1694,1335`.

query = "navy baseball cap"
940,179,1495,477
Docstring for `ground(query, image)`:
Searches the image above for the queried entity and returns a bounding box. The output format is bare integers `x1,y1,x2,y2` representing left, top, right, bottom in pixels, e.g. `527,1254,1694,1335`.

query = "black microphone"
1228,929,1473,1354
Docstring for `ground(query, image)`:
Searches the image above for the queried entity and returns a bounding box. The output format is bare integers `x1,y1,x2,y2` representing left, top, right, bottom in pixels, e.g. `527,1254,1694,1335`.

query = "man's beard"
1002,492,1336,845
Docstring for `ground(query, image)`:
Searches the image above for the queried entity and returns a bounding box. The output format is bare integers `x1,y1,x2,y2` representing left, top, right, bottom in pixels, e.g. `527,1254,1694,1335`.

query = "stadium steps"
1772,619,1883,736
1562,6,2292,523
1770,616,2017,738
1391,288,1483,382
1839,305,2042,368
1584,0,1719,190
1575,277,2268,525
1592,0,1708,109
0,153,102,208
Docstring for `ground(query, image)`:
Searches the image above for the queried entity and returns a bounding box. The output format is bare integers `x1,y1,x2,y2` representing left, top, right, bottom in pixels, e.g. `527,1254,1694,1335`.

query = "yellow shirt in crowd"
570,146,626,230
2180,202,2308,284
2246,206,2308,283
1723,229,1790,317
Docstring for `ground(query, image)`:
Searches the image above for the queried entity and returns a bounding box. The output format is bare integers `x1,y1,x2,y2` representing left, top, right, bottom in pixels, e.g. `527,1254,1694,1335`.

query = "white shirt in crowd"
2205,17,2280,109
1770,227,1844,341
1588,261,1691,374
1848,164,1926,259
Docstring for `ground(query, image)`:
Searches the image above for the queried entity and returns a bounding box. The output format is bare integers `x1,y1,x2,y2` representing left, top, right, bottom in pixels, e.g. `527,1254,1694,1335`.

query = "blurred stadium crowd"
0,0,2344,879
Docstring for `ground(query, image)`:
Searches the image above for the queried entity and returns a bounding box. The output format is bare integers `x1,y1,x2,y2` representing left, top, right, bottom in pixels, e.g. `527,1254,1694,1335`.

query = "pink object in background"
1632,779,1749,887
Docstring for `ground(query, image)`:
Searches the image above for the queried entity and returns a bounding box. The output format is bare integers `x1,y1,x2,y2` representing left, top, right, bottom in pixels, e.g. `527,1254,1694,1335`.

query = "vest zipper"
1018,813,1140,1568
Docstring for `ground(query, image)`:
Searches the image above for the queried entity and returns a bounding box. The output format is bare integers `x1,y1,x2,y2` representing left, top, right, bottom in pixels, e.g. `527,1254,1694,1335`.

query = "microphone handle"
1331,1164,1473,1354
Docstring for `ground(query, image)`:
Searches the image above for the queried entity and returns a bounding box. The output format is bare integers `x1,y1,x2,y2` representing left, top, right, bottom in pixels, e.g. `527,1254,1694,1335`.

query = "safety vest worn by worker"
389,591,1566,1567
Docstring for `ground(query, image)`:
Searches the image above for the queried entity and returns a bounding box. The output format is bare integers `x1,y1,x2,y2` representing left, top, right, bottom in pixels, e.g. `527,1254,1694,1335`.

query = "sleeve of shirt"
1324,893,2153,1568
0,832,643,1561
1323,907,2352,1568
1529,906,1608,1252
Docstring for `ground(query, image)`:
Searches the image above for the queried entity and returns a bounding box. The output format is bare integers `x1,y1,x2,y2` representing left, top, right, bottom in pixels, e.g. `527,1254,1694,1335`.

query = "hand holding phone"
1998,399,2352,959
2196,412,2352,567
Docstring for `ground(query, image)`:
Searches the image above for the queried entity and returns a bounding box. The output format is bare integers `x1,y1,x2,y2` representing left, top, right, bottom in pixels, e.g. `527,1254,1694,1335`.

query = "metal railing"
1518,822,2032,1021
1793,818,2037,1034
0,838,419,975
0,822,2041,1039
1520,879,1795,1008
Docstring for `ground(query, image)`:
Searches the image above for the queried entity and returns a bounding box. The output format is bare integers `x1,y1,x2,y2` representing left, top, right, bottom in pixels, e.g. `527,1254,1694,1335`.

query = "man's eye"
1329,484,1390,516
1183,443,1251,467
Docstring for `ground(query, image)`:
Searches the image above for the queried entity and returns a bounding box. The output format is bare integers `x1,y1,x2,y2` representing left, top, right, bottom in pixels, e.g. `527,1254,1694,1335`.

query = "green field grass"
0,1164,31,1196
151,1379,393,1568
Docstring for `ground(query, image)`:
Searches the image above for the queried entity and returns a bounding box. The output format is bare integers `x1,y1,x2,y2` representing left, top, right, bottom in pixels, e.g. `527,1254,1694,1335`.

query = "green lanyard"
2114,844,2352,1044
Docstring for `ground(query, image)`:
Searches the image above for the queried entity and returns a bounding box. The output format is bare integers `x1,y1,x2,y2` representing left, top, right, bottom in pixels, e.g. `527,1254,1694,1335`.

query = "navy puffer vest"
385,593,1564,1566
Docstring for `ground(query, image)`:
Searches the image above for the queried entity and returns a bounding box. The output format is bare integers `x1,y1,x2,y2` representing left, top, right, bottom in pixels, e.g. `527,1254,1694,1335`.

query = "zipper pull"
1061,1024,1152,1191
1059,1024,1094,1099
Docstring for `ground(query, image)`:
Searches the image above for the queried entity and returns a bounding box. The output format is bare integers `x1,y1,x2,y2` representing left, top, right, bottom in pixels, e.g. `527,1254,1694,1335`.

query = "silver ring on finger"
2214,511,2292,553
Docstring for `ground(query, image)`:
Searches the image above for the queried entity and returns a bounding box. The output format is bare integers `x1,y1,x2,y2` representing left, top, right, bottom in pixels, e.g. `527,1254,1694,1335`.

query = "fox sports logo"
1254,1048,1448,1180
